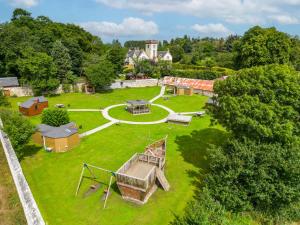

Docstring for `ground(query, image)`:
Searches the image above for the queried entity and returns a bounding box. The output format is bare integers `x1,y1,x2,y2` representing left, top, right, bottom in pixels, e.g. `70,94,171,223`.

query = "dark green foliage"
234,26,291,69
170,188,253,225
206,138,300,223
41,108,70,127
0,109,35,158
169,45,184,62
17,49,59,95
124,40,145,49
85,58,115,90
171,69,221,80
206,64,300,223
0,90,10,107
210,64,300,143
106,42,126,74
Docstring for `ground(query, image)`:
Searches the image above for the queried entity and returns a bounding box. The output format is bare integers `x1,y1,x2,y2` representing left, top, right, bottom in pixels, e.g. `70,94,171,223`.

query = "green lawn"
108,105,169,122
154,95,208,112
8,86,161,110
13,87,226,225
27,112,109,134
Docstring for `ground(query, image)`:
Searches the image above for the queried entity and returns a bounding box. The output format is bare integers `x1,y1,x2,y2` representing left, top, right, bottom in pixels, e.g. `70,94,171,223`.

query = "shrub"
41,108,70,127
0,90,10,107
0,109,35,158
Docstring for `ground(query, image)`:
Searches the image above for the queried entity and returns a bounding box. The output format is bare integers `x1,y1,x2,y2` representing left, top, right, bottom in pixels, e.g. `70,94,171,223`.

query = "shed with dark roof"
32,122,80,152
19,96,48,116
0,77,19,96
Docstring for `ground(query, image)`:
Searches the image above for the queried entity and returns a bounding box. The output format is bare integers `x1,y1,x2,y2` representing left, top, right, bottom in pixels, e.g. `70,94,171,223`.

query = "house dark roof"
127,100,150,106
157,51,168,58
0,77,19,87
20,96,47,108
37,122,78,138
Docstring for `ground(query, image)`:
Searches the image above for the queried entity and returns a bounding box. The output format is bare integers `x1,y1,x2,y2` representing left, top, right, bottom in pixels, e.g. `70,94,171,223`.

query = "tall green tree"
50,40,73,83
106,41,126,75
84,56,115,90
169,45,184,62
17,48,59,95
41,108,70,127
234,26,291,68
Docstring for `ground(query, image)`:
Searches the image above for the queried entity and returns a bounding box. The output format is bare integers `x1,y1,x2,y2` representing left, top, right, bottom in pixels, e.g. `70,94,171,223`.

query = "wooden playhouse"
115,137,169,204
19,96,48,116
33,122,80,152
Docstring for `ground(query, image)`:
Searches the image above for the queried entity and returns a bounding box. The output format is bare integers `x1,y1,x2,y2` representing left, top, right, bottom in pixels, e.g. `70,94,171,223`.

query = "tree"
11,8,31,21
0,90,10,107
208,64,300,144
106,42,126,75
50,40,72,83
41,108,70,127
171,188,253,225
169,45,184,62
234,26,291,69
17,49,59,95
206,138,300,223
0,109,35,158
84,57,115,90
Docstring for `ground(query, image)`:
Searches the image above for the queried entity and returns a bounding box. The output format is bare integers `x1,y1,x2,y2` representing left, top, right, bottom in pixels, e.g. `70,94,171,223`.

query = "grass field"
108,105,169,122
0,145,26,225
8,87,226,225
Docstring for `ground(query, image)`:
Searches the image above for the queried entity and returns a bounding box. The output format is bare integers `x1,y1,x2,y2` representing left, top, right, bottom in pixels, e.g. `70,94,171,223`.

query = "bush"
62,83,71,93
0,109,35,158
170,69,221,80
0,90,10,107
41,108,70,127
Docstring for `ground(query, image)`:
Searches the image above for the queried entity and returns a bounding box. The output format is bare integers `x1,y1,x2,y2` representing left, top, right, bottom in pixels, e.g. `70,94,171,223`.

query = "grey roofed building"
157,51,168,58
20,96,47,108
126,100,150,106
0,77,19,87
37,122,78,138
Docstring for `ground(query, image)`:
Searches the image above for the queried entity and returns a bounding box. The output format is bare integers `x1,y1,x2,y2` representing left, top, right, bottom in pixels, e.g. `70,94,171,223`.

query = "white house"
125,40,172,66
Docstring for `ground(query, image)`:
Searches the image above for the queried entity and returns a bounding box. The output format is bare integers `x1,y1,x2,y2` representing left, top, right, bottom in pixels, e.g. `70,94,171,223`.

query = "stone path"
178,111,205,115
68,109,102,112
79,121,117,137
149,85,165,103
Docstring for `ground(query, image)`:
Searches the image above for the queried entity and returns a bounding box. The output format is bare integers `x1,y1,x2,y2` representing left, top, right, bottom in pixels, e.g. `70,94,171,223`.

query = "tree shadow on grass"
175,128,228,189
19,144,42,161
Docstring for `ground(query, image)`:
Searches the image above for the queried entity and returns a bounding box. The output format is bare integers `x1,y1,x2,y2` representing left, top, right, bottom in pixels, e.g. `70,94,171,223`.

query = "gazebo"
126,100,151,115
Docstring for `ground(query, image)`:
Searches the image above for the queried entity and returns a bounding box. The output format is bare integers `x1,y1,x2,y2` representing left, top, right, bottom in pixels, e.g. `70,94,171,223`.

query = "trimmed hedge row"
170,69,224,80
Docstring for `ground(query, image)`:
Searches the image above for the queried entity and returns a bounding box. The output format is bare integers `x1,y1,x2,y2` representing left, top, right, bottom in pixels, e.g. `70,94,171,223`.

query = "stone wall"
110,79,161,89
0,119,45,225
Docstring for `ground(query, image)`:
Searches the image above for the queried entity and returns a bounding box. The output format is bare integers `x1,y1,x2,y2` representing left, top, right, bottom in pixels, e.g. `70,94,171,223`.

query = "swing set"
75,163,115,209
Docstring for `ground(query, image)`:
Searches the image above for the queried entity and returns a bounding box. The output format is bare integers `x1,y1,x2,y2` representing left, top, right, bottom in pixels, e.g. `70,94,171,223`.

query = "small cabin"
176,85,193,96
32,122,80,152
126,100,151,115
19,96,48,116
115,137,169,204
0,77,19,96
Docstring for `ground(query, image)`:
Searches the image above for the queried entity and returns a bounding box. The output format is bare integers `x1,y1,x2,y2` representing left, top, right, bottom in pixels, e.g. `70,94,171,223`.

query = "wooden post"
75,165,85,196
103,176,113,209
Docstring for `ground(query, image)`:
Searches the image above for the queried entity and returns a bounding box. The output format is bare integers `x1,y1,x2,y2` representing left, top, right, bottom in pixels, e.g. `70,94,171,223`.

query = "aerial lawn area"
108,105,169,122
11,87,226,225
153,95,208,112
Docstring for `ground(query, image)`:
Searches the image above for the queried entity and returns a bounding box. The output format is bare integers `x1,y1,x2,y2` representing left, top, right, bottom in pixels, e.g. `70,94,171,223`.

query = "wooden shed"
0,77,19,96
32,122,80,152
19,96,48,116
176,85,193,96
115,137,169,204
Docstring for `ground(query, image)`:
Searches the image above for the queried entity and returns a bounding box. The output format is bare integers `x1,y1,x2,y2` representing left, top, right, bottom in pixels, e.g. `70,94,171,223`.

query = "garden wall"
0,119,45,225
110,79,161,89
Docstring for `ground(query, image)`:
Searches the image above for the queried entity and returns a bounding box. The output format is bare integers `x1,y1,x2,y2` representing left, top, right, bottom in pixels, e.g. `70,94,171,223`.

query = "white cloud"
79,17,158,37
269,15,299,24
192,23,232,36
96,0,300,25
8,0,39,7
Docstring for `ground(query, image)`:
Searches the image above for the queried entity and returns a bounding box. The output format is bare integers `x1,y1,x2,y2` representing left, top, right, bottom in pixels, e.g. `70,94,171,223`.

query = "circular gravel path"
102,103,175,125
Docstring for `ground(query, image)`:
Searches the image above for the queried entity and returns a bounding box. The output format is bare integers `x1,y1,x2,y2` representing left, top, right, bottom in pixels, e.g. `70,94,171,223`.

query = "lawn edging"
0,118,45,225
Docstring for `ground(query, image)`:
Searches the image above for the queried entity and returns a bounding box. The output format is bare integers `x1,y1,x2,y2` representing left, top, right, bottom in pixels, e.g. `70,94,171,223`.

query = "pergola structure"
126,100,151,115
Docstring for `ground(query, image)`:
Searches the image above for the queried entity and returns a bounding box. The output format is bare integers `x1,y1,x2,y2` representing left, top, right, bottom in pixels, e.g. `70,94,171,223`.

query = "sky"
1,0,300,43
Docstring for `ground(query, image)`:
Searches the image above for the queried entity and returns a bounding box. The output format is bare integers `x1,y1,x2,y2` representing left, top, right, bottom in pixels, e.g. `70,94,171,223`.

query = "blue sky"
1,0,300,43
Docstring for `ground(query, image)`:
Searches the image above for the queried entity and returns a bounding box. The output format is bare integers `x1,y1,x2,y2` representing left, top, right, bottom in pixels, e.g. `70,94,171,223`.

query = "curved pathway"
101,103,174,125
78,86,177,137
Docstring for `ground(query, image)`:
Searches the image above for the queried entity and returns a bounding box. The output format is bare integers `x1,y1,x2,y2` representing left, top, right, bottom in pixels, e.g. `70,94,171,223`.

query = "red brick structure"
19,96,48,116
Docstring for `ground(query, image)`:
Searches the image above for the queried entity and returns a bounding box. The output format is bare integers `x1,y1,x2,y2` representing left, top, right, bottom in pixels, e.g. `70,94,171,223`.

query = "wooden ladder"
156,168,170,191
